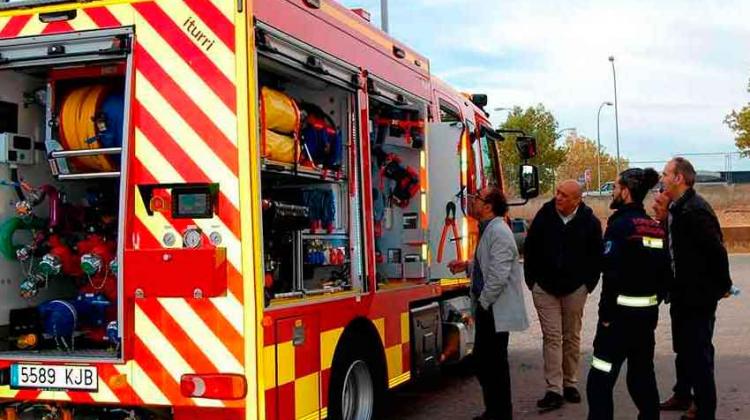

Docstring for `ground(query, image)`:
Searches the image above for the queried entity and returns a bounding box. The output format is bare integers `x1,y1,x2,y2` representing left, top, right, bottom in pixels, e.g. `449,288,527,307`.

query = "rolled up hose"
261,87,299,134
59,85,124,172
0,216,46,260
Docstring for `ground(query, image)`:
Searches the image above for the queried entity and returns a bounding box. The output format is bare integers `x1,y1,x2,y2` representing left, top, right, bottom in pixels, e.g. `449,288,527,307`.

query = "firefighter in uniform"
586,168,670,420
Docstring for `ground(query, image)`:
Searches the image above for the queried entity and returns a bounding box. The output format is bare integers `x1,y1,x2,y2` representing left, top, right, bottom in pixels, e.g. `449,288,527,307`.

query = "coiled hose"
58,85,123,172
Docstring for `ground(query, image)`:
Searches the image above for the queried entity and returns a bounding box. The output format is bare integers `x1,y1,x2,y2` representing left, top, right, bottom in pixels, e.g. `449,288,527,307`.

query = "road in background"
383,255,750,419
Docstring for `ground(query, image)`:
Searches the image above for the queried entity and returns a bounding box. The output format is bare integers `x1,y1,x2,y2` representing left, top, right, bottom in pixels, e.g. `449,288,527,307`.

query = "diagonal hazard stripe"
134,17,236,146
211,291,243,335
0,15,31,38
153,0,235,76
84,6,122,28
40,21,74,35
65,7,99,32
136,105,240,235
133,316,223,407
131,335,194,407
186,298,244,362
133,2,236,112
210,0,234,23
182,0,234,51
135,60,238,176
158,298,243,373
19,15,51,36
115,361,167,406
96,364,136,404
66,390,95,404
139,299,223,373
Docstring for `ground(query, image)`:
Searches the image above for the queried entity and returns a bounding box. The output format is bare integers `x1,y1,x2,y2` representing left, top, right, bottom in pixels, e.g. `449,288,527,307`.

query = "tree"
498,104,567,194
556,134,627,191
725,79,750,156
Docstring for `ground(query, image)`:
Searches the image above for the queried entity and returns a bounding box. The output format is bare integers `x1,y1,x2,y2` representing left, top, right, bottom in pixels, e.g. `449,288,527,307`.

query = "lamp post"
493,107,511,127
597,101,614,192
380,0,389,33
609,56,621,173
556,127,577,139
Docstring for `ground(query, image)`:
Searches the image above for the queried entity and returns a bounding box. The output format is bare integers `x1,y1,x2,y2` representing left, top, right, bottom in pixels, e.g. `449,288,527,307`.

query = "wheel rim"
341,359,374,420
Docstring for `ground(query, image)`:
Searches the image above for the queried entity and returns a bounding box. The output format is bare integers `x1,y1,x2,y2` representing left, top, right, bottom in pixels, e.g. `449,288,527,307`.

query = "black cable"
10,167,25,202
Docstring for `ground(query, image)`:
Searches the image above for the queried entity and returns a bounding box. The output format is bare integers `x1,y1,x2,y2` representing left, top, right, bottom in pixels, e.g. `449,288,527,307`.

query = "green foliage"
556,135,628,191
498,104,568,194
725,80,750,156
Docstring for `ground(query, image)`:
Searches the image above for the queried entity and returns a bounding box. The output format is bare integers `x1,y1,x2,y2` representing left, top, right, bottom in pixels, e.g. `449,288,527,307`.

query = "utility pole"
609,56,621,174
381,0,389,33
597,101,613,192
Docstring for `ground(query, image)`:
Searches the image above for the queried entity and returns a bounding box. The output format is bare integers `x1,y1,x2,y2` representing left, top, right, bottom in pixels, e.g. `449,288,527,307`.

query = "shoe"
563,386,581,403
679,402,697,420
536,391,564,411
660,393,692,411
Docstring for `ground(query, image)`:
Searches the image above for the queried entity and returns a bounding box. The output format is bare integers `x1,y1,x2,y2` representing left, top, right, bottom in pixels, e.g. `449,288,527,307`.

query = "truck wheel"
328,343,378,420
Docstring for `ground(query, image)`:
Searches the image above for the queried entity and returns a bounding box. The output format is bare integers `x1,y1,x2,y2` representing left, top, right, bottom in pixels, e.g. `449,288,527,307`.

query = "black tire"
328,334,384,420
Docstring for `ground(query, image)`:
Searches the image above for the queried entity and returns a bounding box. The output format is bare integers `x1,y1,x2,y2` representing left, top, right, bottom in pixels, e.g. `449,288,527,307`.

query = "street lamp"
380,0,389,32
556,127,577,138
609,56,621,173
597,101,614,192
492,107,512,127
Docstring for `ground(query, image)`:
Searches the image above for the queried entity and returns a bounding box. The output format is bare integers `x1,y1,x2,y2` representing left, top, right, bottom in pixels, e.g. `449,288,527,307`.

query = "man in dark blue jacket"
660,157,732,420
524,180,602,410
587,168,669,420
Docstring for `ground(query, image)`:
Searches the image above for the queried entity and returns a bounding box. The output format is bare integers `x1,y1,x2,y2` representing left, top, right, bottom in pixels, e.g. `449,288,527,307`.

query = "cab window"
439,99,461,123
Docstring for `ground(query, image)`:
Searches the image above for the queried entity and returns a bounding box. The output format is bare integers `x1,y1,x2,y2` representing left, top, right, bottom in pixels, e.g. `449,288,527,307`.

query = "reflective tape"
616,294,658,307
591,356,612,373
642,236,664,249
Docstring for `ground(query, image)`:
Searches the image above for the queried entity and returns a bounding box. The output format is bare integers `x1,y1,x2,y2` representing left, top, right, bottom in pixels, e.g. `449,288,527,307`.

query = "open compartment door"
427,122,466,281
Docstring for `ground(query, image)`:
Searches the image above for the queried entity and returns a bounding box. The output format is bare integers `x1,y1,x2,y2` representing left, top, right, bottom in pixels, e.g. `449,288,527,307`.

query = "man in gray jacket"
449,186,530,420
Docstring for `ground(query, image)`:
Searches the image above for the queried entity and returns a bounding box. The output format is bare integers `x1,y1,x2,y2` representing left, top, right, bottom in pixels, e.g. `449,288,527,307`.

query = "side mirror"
516,136,537,160
470,94,488,108
481,125,504,142
519,164,539,199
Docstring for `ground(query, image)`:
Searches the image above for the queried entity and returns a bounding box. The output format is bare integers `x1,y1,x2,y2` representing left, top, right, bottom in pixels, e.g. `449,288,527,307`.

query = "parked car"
583,181,615,197
511,217,530,255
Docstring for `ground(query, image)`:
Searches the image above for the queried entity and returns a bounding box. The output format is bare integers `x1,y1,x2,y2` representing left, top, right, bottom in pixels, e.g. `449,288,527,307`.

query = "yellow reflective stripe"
642,236,664,249
616,295,658,307
592,356,612,373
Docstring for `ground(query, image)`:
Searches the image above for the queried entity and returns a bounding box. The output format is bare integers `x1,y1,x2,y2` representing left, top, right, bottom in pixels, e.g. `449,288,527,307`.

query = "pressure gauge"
209,231,222,246
162,232,177,247
183,227,203,249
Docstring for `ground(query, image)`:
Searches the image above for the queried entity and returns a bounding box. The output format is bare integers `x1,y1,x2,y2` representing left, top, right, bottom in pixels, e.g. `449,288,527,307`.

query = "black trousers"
671,304,717,420
586,312,660,420
474,305,512,419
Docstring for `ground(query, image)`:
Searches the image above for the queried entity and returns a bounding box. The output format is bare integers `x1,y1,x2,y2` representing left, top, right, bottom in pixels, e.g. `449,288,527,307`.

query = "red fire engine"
0,0,539,419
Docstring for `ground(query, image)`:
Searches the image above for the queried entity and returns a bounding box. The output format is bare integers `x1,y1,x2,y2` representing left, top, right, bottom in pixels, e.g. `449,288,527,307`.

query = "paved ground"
382,255,750,420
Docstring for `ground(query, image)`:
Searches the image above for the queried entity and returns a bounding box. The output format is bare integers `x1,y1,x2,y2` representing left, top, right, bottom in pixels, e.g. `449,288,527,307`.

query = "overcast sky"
340,0,750,171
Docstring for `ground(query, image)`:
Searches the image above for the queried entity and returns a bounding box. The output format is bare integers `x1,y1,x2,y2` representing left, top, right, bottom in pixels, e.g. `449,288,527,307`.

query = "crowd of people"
448,157,733,420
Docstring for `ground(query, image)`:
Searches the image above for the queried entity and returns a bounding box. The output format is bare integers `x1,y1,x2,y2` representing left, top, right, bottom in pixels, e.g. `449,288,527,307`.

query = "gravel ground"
382,255,750,420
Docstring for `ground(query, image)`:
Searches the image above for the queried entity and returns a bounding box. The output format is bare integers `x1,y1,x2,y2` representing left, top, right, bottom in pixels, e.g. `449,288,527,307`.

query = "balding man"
524,180,603,411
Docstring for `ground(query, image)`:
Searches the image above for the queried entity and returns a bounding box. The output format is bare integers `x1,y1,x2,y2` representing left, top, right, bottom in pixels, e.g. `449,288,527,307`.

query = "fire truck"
0,0,539,419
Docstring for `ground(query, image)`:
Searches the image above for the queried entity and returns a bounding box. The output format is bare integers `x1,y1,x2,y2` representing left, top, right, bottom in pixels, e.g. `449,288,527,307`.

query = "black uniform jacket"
599,203,670,323
668,188,732,309
524,199,603,296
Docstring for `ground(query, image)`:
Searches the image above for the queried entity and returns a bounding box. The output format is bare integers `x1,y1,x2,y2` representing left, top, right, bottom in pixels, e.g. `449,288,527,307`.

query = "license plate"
10,364,98,391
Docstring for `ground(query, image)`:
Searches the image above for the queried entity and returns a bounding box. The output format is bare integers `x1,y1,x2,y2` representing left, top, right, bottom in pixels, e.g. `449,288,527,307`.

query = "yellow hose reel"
59,85,123,172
